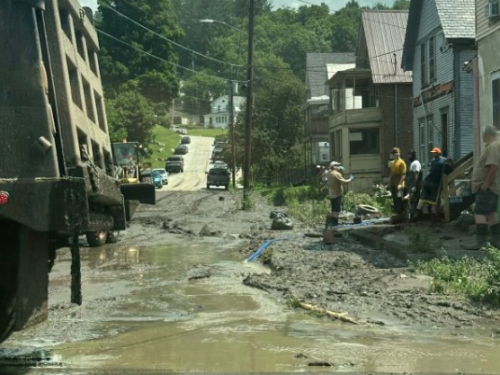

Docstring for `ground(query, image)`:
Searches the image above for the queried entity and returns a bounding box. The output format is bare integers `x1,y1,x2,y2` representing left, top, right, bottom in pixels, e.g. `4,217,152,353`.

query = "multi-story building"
328,11,413,191
402,0,476,164
475,0,500,153
44,0,112,172
303,53,355,169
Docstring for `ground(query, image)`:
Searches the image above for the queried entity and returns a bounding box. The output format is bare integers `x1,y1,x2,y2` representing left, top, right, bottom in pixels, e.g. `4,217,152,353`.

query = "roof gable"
359,10,412,84
402,0,475,71
305,53,356,98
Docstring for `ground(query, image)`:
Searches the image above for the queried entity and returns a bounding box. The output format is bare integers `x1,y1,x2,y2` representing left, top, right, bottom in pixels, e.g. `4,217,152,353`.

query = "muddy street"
2,137,500,374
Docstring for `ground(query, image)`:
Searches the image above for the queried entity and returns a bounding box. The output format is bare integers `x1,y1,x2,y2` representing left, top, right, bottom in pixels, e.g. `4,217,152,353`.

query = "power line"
96,29,246,83
97,0,243,68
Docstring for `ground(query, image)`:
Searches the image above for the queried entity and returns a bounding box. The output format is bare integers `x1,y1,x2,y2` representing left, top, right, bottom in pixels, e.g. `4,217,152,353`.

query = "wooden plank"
442,175,451,222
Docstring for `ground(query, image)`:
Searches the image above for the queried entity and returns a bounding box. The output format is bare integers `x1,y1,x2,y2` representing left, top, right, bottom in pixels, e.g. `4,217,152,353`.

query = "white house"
203,95,246,129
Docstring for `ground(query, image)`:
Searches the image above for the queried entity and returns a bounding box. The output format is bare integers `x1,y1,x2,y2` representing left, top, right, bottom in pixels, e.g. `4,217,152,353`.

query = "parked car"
152,168,169,185
152,170,163,189
175,144,188,155
181,136,191,144
165,156,184,173
213,161,228,169
206,167,230,190
212,149,224,161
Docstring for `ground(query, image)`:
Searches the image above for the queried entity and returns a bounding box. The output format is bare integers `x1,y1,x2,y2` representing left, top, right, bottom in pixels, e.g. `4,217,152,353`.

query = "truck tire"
86,231,108,247
0,289,17,345
106,231,120,244
225,185,229,191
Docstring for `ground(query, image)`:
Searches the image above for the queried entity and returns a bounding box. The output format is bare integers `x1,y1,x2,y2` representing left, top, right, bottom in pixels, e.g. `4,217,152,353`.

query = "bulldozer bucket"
121,183,156,205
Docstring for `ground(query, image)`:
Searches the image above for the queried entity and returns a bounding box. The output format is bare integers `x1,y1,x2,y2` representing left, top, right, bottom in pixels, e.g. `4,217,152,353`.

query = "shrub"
413,246,500,307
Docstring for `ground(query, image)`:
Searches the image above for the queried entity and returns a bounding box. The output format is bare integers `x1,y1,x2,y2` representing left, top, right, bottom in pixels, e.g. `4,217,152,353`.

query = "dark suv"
206,168,230,190
181,136,191,144
165,156,184,173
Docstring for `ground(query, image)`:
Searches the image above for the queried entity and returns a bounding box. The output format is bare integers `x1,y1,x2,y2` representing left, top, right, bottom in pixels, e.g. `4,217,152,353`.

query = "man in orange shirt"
388,147,407,215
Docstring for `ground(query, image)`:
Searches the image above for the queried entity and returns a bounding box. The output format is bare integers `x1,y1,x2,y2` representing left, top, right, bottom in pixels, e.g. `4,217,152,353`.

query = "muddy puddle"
2,240,500,373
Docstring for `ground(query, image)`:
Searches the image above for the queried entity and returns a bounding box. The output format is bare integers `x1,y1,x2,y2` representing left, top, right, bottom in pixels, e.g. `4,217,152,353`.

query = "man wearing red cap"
413,147,452,221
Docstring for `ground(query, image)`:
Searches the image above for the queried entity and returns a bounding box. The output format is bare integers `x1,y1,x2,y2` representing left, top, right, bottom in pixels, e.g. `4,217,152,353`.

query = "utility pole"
228,79,236,188
243,0,255,194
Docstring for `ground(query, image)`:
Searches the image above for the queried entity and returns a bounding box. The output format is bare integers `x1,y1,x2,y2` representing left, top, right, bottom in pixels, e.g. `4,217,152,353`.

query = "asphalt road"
161,136,214,192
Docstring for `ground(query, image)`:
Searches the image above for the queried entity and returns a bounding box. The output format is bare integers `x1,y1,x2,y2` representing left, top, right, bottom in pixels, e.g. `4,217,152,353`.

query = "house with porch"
474,0,500,154
328,10,413,191
303,53,355,169
402,0,476,165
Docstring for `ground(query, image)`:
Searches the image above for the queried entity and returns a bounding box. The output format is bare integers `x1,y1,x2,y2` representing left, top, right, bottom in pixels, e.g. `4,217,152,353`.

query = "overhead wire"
95,0,409,73
96,29,247,83
97,0,243,68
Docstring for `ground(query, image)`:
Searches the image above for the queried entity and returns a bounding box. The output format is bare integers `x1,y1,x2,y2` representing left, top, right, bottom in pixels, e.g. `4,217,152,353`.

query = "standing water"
1,240,500,373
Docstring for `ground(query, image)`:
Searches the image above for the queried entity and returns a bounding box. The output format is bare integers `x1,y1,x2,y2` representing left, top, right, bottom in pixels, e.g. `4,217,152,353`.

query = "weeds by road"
255,184,389,224
412,245,500,307
147,125,181,168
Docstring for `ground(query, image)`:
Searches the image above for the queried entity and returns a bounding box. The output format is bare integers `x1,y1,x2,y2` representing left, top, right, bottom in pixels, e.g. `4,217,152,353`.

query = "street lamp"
199,19,246,35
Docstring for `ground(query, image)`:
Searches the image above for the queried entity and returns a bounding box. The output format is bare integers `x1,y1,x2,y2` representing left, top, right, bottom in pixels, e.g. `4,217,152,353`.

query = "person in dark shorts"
413,147,452,221
326,161,353,225
465,126,500,249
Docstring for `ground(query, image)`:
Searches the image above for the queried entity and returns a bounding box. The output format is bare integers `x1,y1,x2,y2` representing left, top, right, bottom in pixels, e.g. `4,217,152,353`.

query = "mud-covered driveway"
2,137,500,374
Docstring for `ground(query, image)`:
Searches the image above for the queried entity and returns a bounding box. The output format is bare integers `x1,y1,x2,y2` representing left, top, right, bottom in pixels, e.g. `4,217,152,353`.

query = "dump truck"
0,0,154,344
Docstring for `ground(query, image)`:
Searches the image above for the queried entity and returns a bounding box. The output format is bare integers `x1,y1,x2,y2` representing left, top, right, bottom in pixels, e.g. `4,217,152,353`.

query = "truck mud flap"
0,221,50,344
121,183,156,205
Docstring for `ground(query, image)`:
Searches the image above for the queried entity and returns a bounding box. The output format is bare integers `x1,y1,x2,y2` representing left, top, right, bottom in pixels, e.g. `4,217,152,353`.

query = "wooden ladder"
441,152,474,222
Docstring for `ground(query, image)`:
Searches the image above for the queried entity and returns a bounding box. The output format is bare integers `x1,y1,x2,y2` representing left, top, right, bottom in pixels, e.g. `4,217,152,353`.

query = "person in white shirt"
406,150,422,217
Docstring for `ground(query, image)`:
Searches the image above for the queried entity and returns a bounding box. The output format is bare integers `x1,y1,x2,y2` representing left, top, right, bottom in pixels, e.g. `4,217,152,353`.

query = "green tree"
392,0,411,10
106,87,155,144
97,0,183,104
180,72,227,115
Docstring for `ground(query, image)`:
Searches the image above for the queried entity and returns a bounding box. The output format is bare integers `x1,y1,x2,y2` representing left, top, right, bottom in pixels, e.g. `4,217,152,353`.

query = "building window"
67,59,82,109
419,118,426,165
59,9,72,42
95,91,106,131
493,73,500,128
311,104,329,118
489,0,500,18
429,36,436,82
75,31,86,61
349,128,380,155
427,115,434,155
420,43,427,87
82,78,95,123
88,49,98,76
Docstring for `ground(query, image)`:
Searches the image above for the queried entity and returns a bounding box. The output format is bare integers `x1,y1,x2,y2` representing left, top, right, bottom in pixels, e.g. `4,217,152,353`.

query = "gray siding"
477,0,500,40
413,94,455,165
458,49,477,158
417,0,440,41
412,31,453,95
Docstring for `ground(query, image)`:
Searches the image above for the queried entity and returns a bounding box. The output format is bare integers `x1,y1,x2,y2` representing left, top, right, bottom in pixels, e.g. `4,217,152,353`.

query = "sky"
80,0,392,12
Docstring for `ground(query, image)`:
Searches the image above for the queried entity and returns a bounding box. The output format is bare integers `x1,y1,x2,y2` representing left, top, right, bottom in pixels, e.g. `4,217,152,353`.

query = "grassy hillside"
188,127,227,137
147,125,181,168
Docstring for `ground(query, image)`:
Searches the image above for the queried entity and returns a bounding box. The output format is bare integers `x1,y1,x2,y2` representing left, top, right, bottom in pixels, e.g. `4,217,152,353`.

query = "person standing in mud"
405,150,422,217
465,125,500,249
327,161,353,226
388,147,407,215
413,147,452,221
